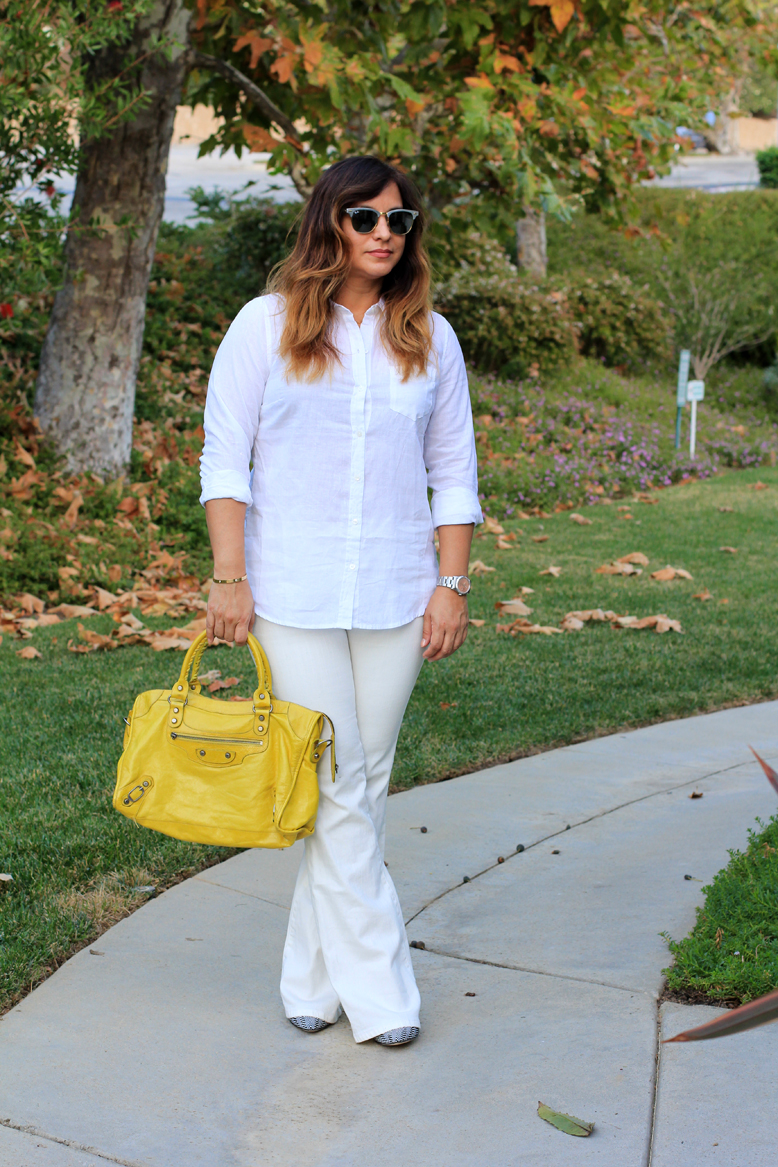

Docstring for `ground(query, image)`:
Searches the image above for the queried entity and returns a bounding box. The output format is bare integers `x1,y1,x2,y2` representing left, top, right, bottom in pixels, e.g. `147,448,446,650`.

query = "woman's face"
340,181,407,283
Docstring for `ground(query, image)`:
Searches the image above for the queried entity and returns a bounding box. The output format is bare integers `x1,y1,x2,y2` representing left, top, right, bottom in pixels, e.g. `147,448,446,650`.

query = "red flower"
0,303,13,319
107,1,123,10
44,183,55,199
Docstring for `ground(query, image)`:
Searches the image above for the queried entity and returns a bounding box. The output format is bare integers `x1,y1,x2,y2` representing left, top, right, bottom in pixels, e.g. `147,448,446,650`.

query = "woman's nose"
373,215,391,240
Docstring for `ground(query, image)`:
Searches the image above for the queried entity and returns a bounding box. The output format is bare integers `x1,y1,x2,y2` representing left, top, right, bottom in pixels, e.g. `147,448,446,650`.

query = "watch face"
457,576,472,595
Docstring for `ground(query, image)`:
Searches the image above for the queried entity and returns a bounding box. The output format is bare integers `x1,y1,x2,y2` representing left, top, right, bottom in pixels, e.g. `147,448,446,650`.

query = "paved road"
49,147,760,226
646,152,760,193
2,702,778,1166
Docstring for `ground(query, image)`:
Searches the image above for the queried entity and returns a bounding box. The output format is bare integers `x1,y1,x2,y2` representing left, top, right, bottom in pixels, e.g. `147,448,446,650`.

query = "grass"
3,465,778,1013
662,814,778,1005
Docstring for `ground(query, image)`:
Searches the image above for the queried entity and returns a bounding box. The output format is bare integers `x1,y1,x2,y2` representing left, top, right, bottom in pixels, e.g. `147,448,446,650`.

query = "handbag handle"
174,632,273,703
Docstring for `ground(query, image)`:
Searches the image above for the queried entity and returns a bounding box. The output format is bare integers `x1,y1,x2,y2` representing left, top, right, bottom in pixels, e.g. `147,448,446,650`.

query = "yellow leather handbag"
113,631,335,848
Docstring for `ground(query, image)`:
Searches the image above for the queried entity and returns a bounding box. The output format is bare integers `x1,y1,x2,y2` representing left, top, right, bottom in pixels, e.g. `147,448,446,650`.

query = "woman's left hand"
421,587,468,661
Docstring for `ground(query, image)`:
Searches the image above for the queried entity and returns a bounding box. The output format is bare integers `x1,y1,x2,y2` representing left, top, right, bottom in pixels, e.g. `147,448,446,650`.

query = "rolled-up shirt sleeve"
199,297,270,507
424,314,483,529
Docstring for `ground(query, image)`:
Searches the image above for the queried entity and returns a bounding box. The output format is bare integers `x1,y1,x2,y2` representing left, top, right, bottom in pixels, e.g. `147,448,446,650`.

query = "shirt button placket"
341,321,368,625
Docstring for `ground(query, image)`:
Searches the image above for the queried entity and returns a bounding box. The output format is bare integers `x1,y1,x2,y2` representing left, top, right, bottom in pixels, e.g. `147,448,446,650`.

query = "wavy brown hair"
267,156,432,382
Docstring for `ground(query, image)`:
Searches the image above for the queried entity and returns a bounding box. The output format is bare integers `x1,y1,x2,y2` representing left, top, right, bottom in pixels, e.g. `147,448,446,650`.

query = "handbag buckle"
123,781,150,805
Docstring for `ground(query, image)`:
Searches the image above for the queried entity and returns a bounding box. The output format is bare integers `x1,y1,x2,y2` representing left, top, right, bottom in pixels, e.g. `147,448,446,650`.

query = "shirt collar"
331,296,385,322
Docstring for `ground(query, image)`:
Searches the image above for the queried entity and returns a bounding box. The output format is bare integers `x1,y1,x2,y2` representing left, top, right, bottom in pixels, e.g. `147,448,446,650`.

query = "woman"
199,155,481,1047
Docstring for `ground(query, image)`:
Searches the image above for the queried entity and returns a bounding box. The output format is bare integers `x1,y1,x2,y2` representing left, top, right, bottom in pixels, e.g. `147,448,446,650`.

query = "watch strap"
437,574,470,595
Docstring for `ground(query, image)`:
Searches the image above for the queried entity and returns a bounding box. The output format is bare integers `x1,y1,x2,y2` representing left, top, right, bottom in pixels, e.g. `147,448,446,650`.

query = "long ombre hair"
267,156,432,382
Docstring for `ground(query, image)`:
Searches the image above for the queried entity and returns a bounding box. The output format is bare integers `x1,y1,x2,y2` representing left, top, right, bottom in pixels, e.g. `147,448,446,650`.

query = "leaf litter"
3,582,211,654
498,606,682,636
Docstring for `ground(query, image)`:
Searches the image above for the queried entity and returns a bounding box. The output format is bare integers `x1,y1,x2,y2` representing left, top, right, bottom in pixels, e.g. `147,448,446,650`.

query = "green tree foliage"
0,0,157,293
187,0,771,239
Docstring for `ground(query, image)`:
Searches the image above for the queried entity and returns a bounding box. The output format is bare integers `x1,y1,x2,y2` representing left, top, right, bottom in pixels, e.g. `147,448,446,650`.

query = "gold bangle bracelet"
212,574,248,584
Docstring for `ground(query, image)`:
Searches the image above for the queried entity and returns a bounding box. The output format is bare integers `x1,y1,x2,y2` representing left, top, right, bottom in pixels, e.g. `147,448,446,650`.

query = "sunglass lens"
388,210,416,235
349,209,379,233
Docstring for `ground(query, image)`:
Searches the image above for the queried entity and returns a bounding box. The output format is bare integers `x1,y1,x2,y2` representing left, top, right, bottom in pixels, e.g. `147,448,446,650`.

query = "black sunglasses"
344,207,419,236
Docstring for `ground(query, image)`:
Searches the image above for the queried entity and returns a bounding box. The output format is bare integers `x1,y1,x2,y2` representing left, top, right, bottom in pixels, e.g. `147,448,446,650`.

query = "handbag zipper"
170,732,265,745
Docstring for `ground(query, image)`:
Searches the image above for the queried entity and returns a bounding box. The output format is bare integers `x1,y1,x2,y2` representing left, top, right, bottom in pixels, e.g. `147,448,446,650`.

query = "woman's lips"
369,249,392,258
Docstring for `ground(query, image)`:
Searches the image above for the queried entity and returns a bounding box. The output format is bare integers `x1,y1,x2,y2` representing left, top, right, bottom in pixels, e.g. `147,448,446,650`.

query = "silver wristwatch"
437,574,471,596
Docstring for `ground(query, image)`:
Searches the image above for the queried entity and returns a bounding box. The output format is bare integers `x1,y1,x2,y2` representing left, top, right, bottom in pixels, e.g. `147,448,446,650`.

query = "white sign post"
686,380,705,457
675,350,691,450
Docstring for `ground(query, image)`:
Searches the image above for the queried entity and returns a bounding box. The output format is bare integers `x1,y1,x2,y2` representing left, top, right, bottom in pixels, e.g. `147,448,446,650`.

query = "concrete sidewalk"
2,703,778,1166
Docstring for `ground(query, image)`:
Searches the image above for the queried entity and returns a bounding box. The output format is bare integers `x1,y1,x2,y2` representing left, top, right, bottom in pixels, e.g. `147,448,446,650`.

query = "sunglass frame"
344,207,419,236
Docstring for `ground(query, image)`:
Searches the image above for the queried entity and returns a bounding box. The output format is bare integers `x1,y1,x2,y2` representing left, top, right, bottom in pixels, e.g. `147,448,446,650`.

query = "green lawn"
2,466,777,1012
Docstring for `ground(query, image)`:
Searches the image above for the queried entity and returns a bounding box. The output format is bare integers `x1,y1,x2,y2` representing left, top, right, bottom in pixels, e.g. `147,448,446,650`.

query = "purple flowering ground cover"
470,360,777,516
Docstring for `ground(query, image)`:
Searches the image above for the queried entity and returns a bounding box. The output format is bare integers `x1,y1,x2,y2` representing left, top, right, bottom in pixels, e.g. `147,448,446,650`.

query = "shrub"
560,273,671,369
435,235,669,375
756,146,778,190
435,233,578,376
186,188,301,301
547,188,778,365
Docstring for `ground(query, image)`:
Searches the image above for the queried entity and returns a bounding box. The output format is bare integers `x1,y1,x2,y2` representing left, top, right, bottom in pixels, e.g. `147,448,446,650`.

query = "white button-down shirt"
199,294,482,630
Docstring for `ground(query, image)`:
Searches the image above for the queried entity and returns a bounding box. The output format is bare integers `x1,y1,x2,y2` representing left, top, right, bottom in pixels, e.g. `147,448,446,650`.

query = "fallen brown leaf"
495,535,516,550
500,617,562,636
63,490,83,528
16,645,42,659
120,612,146,631
539,566,561,577
650,566,693,582
720,546,738,554
693,588,713,601
48,603,98,619
616,552,649,566
494,597,533,617
74,622,117,650
532,534,549,543
751,481,769,491
596,561,642,576
482,515,505,535
208,676,241,693
147,635,193,651
16,592,44,615
92,586,119,610
629,614,683,633
439,701,458,710
469,559,496,576
519,586,535,595
468,618,485,628
718,506,734,513
569,513,592,526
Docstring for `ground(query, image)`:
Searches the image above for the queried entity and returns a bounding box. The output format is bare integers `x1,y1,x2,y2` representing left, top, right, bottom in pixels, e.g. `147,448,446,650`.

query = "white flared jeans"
253,615,424,1043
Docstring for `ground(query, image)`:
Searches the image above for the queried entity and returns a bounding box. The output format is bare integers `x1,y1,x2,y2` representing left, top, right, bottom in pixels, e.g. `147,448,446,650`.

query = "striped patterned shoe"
374,1026,420,1046
288,1016,332,1033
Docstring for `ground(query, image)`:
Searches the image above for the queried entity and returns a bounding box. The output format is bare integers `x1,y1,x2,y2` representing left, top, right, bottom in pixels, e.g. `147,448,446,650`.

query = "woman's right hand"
206,579,256,646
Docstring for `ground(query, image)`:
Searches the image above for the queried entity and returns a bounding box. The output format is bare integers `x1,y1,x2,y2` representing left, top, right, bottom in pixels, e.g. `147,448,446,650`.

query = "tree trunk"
35,1,190,477
516,207,547,280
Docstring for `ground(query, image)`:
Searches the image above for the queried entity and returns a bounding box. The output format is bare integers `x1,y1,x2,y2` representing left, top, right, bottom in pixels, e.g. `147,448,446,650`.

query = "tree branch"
191,51,303,151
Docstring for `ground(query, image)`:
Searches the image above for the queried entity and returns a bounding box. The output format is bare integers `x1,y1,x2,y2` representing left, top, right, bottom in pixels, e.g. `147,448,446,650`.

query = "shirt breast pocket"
389,364,436,421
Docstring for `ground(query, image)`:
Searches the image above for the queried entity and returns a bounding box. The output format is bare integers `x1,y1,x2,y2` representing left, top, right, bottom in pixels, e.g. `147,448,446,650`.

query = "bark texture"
35,1,190,477
516,208,547,280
